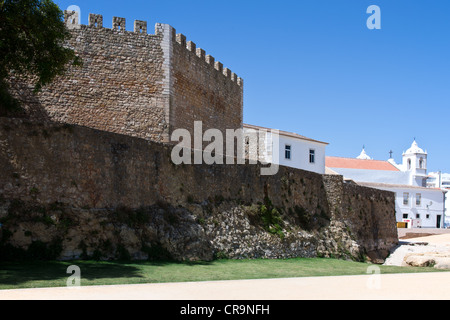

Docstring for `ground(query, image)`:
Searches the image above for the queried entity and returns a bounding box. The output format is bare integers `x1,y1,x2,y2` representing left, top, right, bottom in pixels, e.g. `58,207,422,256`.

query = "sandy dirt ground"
0,272,449,300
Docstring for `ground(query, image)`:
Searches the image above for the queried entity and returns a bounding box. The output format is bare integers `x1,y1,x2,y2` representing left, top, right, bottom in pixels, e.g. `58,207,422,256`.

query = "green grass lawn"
0,258,447,290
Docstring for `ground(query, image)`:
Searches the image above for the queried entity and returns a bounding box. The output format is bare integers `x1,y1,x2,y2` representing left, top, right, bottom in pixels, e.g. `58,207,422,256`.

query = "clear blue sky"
54,0,450,173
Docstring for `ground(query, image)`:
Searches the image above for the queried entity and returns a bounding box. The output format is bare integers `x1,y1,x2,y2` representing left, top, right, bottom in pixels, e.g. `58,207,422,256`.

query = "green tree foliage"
0,0,81,112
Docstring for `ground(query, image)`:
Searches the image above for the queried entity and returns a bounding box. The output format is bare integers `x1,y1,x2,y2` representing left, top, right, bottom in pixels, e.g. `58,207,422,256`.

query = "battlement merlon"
63,11,243,87
175,33,242,87
89,13,103,28
64,10,80,30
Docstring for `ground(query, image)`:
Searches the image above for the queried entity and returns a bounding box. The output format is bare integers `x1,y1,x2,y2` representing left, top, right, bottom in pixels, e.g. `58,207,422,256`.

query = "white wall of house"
275,134,327,174
243,125,327,175
442,185,449,228
426,172,450,227
376,185,446,228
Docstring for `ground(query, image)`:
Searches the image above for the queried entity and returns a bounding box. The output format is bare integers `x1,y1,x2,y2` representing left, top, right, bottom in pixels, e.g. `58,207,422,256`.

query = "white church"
326,140,447,229
242,126,448,228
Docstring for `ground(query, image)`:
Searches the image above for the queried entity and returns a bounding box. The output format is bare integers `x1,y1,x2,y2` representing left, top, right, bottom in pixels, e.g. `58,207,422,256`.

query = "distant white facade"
428,172,450,227
243,124,328,174
427,172,450,189
326,140,447,229
358,182,446,228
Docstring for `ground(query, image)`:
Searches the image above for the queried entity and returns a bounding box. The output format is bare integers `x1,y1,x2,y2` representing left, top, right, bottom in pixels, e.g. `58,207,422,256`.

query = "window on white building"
403,192,409,205
426,214,430,219
402,213,408,219
407,159,411,170
419,158,424,169
285,145,291,160
416,214,420,219
416,193,421,206
309,149,315,164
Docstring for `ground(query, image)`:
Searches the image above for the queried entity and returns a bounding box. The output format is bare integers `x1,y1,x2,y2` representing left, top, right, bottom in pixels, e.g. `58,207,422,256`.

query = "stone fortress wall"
0,118,397,262
0,12,398,262
9,11,243,143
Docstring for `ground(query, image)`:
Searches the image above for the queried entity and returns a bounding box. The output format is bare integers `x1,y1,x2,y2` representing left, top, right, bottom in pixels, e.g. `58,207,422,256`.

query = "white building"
357,182,446,229
427,172,450,227
326,140,447,229
427,172,450,189
243,124,328,174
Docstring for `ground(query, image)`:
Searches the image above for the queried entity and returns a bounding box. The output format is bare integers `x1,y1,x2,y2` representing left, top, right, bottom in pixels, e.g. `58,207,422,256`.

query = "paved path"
401,233,450,245
1,272,449,300
397,228,450,239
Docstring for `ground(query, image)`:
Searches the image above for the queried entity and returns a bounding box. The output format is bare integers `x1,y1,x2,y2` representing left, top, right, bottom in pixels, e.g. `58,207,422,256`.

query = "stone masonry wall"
9,18,169,142
322,175,399,263
0,119,398,262
7,13,244,144
170,33,244,137
342,182,399,263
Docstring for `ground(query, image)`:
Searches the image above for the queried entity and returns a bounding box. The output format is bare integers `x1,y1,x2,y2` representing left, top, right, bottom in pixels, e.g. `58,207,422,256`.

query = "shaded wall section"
0,119,398,262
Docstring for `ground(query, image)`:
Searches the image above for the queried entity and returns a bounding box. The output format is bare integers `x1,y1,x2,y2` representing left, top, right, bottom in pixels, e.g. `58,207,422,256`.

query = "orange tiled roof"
326,156,400,171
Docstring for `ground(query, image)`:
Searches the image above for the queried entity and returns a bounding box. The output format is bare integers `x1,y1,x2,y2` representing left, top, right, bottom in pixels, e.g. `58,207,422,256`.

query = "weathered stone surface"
7,20,243,145
0,119,398,262
404,252,450,269
1,15,398,262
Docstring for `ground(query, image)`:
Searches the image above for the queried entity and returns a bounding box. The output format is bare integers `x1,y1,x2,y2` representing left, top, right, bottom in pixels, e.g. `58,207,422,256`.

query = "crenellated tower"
9,11,244,143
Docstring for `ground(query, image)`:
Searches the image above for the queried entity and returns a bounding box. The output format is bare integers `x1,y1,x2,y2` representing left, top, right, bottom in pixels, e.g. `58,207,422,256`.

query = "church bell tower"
402,139,428,186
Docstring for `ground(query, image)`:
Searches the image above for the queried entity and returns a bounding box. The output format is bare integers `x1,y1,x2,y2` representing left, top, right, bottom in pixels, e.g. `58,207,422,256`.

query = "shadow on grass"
0,260,141,287
0,259,216,287
139,260,215,267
